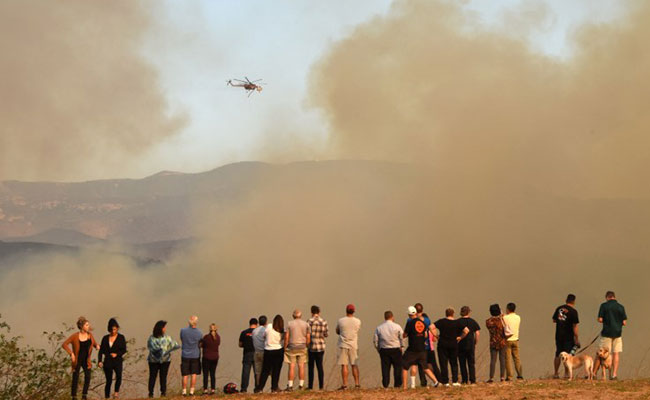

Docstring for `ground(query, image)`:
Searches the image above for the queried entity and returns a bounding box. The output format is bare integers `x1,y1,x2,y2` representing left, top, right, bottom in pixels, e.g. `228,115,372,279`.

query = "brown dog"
559,352,594,380
593,347,612,380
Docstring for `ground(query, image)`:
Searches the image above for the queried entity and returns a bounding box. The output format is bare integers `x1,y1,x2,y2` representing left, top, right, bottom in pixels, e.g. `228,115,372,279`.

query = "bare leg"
553,357,560,377
182,375,188,390
298,362,305,381
402,369,408,389
612,353,620,378
190,374,197,391
288,362,296,384
424,368,438,384
352,365,360,386
341,365,348,387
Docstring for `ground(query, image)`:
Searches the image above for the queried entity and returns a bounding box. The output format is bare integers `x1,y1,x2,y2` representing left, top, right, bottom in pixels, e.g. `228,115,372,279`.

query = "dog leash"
575,334,600,354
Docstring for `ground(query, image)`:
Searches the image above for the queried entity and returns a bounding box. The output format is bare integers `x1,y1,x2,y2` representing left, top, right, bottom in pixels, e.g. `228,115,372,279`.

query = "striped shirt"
308,315,329,352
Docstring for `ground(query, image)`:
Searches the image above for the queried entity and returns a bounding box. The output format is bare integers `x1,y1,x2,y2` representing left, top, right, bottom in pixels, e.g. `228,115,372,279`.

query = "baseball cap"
346,304,355,313
407,306,417,315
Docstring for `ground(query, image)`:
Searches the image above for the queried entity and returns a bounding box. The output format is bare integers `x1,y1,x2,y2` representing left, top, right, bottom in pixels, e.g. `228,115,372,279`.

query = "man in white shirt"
336,304,361,390
503,303,523,380
373,310,404,388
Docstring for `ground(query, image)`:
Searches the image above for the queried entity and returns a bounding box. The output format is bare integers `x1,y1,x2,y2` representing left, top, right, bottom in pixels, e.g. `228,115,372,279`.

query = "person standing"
147,320,180,398
485,304,507,383
284,310,311,390
401,307,439,389
404,303,437,387
421,312,441,383
251,315,268,386
239,318,258,393
200,323,220,395
336,304,361,390
457,306,480,385
433,308,468,387
503,303,523,381
256,314,286,393
62,317,100,400
98,318,127,399
552,294,580,379
373,310,404,388
307,305,328,390
594,291,627,380
180,315,202,396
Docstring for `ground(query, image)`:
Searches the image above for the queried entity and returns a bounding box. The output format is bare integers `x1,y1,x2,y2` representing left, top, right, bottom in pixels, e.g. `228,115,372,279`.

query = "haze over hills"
0,161,276,243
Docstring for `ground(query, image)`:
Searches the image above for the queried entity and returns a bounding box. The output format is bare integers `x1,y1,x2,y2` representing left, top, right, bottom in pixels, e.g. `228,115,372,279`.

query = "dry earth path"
136,379,650,400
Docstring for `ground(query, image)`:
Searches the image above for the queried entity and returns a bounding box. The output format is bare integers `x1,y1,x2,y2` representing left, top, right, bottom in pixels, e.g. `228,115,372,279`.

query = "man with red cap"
336,304,361,390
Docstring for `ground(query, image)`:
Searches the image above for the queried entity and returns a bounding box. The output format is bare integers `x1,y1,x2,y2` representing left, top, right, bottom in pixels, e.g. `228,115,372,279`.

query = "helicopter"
227,77,264,97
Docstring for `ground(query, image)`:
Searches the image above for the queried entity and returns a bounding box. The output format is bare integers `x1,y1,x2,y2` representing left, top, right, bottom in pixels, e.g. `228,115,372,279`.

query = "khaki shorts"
600,336,623,353
284,348,308,364
337,347,358,366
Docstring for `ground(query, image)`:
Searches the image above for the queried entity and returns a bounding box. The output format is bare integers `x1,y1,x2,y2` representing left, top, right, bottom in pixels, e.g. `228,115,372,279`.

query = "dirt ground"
137,379,650,400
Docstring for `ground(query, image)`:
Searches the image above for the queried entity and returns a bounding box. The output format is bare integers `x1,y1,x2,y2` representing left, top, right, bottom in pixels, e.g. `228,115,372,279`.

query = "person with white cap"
402,306,440,389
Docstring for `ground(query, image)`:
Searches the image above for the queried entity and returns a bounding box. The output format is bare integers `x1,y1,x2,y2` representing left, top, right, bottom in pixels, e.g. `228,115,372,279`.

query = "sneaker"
354,385,361,389
431,382,440,388
452,382,461,387
444,383,450,387
298,385,304,390
486,379,493,384
284,386,293,392
337,386,347,390
517,376,524,380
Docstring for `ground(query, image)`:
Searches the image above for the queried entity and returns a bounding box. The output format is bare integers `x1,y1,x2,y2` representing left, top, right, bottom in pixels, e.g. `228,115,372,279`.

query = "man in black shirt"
433,308,469,386
402,306,439,389
239,318,258,392
552,294,579,379
457,306,480,384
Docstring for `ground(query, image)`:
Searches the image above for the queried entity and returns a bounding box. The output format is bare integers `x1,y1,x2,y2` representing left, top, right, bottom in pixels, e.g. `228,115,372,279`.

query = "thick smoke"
1,1,650,395
0,0,186,181
310,0,650,199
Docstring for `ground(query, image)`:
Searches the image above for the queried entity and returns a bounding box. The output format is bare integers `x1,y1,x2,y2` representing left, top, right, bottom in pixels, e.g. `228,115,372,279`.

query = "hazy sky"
130,0,625,177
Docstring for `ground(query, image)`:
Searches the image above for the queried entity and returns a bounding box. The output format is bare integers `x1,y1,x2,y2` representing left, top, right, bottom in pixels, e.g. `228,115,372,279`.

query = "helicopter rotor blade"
233,79,247,83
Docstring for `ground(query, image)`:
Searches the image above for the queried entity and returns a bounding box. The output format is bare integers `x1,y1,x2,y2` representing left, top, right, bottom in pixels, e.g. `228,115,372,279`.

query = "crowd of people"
61,291,627,399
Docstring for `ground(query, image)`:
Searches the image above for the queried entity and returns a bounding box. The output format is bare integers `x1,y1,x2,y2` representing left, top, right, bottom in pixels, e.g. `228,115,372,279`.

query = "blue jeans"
241,351,255,391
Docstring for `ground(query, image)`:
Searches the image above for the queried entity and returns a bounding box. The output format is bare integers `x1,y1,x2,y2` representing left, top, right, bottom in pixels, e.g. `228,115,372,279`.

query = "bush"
0,315,71,400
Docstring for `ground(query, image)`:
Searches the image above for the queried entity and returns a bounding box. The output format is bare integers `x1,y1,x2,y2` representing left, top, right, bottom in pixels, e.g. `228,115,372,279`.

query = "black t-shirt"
239,328,255,353
435,318,462,348
457,317,481,351
404,317,427,352
552,304,579,342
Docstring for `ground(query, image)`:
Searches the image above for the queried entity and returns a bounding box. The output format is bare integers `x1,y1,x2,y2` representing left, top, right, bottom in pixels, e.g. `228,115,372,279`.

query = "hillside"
0,160,409,244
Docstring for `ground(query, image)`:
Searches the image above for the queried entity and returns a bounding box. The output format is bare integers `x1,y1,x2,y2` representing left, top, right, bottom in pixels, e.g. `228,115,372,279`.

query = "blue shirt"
180,326,203,359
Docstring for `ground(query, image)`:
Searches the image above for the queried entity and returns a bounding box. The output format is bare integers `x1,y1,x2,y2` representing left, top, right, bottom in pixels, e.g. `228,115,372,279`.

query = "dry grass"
134,379,650,400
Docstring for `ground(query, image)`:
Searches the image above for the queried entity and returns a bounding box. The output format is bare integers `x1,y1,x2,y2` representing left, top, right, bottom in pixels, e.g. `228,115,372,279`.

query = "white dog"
559,352,594,380
593,347,613,380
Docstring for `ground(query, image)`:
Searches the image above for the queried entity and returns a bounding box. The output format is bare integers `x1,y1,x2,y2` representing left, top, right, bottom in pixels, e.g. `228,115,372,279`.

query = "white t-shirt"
503,313,521,342
263,324,283,350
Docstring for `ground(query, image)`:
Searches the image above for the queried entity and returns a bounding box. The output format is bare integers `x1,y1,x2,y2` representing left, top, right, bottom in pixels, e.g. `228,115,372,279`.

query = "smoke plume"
0,0,185,181
1,1,650,395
